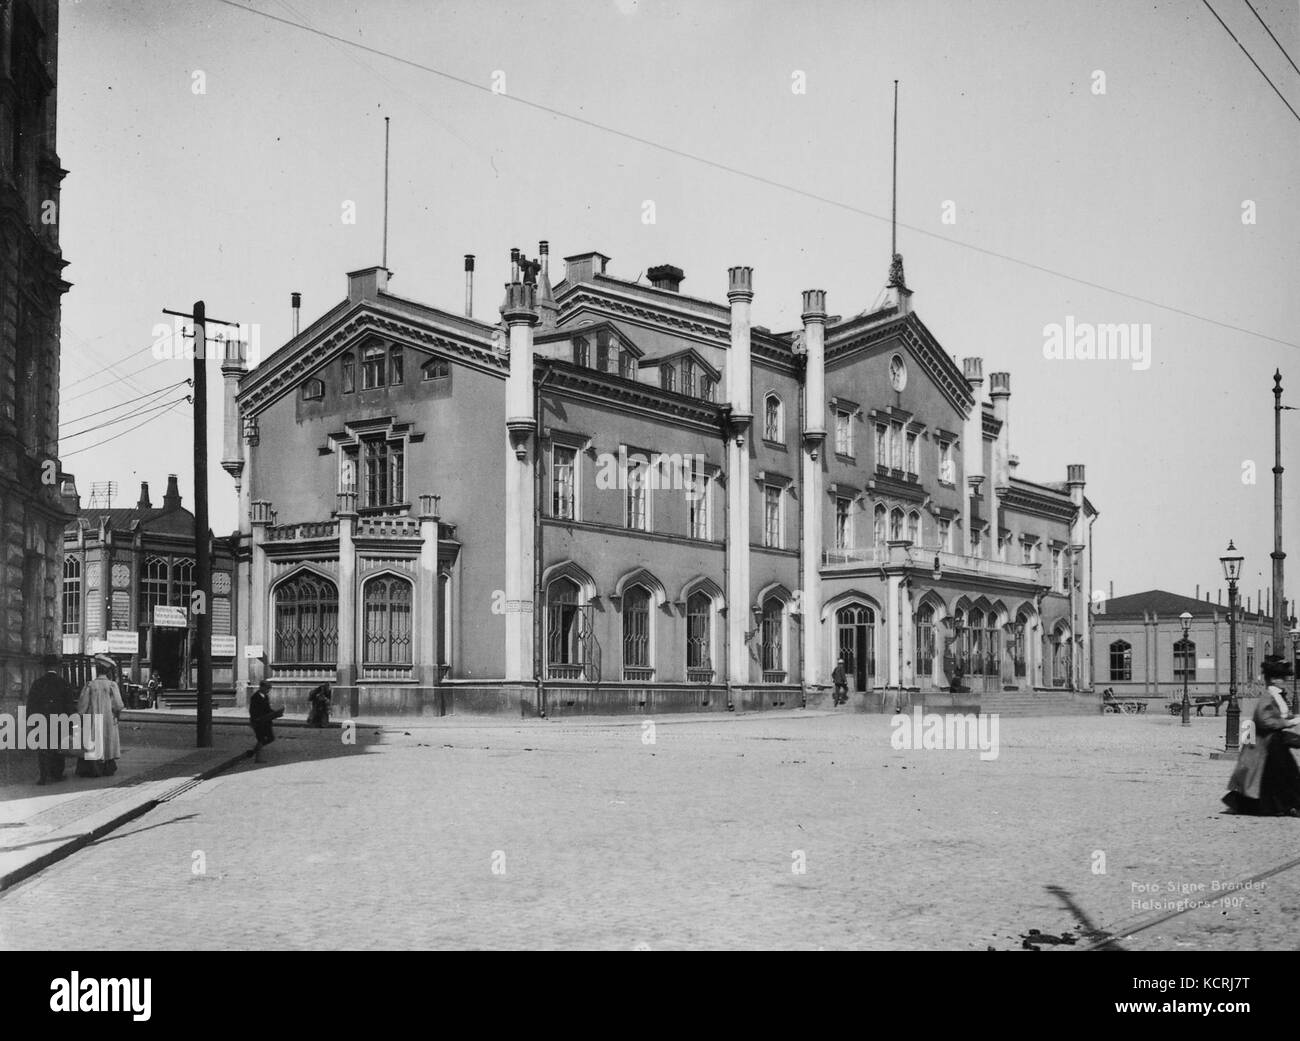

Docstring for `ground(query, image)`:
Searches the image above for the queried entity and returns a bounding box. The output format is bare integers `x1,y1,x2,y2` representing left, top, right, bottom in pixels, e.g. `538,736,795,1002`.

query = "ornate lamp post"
1179,611,1193,727
1290,624,1300,713
1221,541,1244,751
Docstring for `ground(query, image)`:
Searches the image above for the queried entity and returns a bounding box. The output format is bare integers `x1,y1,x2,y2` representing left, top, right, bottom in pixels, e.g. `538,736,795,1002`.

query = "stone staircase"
944,689,1100,717
158,690,238,711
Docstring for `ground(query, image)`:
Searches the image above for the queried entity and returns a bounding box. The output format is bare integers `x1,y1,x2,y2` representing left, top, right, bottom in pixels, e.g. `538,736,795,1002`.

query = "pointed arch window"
761,597,785,678
547,576,597,680
889,507,904,541
139,555,169,623
274,572,339,664
62,557,81,636
764,393,784,443
622,585,652,676
363,575,412,665
1110,639,1132,681
907,510,920,545
915,602,935,684
686,590,713,674
874,504,887,549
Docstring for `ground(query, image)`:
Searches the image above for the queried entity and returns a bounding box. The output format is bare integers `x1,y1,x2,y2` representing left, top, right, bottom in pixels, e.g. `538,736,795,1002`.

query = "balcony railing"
355,515,422,539
622,667,655,683
266,520,339,542
821,544,1041,583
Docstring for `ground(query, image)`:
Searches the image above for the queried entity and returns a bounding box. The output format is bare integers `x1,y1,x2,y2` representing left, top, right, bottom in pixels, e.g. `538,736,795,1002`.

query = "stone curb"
0,748,250,894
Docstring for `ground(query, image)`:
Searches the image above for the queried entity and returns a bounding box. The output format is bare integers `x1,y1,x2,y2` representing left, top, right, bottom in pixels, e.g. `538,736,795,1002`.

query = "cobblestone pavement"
1,710,1297,950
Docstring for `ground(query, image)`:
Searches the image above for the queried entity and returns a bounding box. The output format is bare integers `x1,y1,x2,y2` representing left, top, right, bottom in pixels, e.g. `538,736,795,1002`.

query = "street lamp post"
1221,541,1244,751
1179,611,1193,727
1290,624,1300,714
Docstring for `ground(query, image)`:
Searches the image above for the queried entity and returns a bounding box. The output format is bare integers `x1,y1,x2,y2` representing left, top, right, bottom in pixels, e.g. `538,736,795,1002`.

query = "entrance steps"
158,690,238,711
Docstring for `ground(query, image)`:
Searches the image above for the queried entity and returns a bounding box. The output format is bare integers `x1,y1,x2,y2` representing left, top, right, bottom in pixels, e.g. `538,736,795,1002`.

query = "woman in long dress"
77,656,124,777
1223,655,1300,816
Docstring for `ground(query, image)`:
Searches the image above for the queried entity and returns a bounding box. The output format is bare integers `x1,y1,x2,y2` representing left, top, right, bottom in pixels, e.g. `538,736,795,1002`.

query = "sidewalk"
0,722,250,892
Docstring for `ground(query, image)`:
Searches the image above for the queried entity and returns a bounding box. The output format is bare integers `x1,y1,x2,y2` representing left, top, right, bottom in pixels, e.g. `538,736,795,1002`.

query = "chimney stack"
291,291,301,336
647,264,685,293
464,255,475,318
961,358,985,548
163,474,182,510
989,372,1010,490
137,482,152,510
536,241,558,332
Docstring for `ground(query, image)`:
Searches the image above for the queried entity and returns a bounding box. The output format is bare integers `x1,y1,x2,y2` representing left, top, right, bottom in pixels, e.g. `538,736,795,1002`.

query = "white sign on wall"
107,630,139,655
153,605,188,628
89,639,110,654
212,635,237,658
62,634,82,655
245,645,265,659
1197,657,1215,670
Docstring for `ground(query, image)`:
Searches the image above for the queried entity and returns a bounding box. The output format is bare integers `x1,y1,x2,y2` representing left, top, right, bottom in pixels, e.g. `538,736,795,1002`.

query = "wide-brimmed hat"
93,654,116,671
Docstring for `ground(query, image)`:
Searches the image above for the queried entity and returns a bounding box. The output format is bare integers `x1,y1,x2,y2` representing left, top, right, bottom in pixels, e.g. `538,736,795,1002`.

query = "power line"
61,398,190,459
1241,0,1300,78
211,0,1300,351
61,395,192,441
60,379,191,429
1202,0,1300,124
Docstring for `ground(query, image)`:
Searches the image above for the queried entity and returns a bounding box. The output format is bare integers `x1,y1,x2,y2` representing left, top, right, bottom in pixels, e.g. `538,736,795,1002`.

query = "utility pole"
1273,371,1286,658
163,302,241,748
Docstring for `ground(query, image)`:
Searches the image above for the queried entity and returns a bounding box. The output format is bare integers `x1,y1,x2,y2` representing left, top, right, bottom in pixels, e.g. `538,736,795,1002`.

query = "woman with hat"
76,655,124,778
1223,654,1300,816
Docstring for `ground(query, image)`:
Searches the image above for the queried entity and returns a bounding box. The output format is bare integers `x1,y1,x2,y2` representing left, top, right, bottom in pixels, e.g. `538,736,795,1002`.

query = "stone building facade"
0,0,70,705
224,245,1098,717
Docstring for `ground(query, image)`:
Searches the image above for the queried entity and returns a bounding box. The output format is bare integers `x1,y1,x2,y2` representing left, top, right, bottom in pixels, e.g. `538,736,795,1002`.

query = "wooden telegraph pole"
163,302,241,748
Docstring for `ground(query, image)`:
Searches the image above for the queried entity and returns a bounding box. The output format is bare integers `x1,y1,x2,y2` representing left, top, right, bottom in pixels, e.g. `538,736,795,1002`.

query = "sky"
53,0,1300,611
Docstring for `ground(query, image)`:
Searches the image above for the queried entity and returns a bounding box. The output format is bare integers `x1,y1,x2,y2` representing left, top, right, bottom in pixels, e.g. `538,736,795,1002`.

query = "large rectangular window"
62,558,81,635
1173,638,1196,681
835,410,853,456
361,438,405,508
689,464,710,540
626,454,648,531
906,432,918,475
764,485,783,548
552,445,577,520
835,497,853,550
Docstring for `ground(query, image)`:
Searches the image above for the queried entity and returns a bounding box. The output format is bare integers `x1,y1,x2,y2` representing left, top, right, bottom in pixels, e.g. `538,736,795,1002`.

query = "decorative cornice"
982,411,1003,439
1000,483,1077,523
238,303,503,417
541,360,724,434
826,312,974,417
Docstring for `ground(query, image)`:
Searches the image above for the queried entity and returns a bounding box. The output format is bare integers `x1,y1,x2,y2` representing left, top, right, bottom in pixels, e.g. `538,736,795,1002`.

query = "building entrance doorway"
836,604,875,693
151,628,186,689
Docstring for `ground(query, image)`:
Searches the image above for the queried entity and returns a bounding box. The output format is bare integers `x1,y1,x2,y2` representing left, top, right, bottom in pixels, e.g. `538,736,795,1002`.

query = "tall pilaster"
249,500,272,688
502,279,538,682
800,289,826,686
220,338,249,698
418,494,441,690
961,357,985,551
336,492,357,690
1068,464,1090,691
726,266,754,688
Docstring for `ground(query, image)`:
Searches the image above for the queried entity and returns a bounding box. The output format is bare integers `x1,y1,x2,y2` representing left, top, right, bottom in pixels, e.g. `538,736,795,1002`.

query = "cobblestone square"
1,710,1297,951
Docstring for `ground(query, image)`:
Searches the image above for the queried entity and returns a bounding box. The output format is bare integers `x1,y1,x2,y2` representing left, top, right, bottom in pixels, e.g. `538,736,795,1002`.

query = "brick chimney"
647,265,685,292
137,481,152,510
163,473,182,510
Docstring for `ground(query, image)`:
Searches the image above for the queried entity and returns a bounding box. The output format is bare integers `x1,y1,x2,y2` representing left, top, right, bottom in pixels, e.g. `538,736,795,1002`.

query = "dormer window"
362,345,387,389
702,378,716,402
596,331,612,373
573,336,590,368
680,358,696,398
422,357,450,383
618,352,635,380
301,377,325,401
661,365,676,392
342,353,355,394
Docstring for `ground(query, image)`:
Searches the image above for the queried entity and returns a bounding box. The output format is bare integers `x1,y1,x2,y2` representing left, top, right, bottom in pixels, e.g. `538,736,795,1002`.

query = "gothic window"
139,555,169,623
62,557,81,635
363,575,412,665
274,572,339,664
622,585,651,673
764,394,783,443
1110,639,1133,681
686,591,712,671
761,597,785,676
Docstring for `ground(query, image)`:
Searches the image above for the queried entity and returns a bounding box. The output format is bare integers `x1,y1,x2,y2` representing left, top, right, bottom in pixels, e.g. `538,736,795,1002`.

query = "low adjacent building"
1092,589,1280,703
61,475,238,693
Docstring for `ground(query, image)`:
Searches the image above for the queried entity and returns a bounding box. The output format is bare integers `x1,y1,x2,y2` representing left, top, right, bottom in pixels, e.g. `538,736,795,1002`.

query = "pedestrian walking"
26,653,76,785
144,670,163,709
249,679,284,763
76,655,123,778
306,682,332,727
1222,655,1300,816
832,658,848,706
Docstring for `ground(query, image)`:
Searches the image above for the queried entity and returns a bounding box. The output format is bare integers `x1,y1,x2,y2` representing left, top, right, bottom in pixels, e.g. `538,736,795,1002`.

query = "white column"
887,574,903,687
726,266,754,687
418,495,441,689
502,282,538,682
337,494,357,687
800,289,826,687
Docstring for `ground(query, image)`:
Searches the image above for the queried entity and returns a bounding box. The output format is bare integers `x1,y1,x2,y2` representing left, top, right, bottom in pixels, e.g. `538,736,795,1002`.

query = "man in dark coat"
26,654,76,785
1223,655,1300,816
831,659,848,707
249,679,284,763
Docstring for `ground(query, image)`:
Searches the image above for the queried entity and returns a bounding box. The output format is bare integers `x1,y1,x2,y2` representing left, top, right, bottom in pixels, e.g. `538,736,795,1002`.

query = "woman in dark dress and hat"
1223,655,1300,816
249,679,284,763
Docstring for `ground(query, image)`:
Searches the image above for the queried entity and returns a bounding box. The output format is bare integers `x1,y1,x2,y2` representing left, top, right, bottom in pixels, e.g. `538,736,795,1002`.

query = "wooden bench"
1167,696,1226,717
